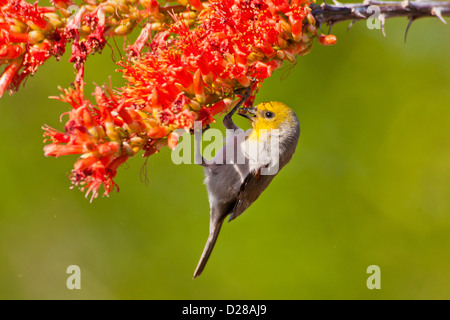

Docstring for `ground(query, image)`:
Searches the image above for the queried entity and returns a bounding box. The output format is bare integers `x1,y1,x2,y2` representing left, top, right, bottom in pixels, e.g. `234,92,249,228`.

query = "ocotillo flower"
0,0,66,96
0,0,175,95
42,0,336,200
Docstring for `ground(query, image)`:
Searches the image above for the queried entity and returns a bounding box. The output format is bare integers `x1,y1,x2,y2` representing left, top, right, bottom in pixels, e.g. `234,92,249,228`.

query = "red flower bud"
167,132,179,150
74,157,98,171
44,144,84,157
148,126,169,139
98,142,120,157
318,34,337,46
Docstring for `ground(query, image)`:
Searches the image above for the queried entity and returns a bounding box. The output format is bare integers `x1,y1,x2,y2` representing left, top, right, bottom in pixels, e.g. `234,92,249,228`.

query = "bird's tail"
193,218,225,279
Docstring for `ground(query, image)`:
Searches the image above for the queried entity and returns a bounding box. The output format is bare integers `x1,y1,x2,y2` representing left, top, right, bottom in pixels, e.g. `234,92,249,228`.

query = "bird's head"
239,101,299,139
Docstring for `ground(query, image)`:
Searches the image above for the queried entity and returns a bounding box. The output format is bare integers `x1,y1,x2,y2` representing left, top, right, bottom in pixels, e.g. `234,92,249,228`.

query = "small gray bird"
193,95,301,278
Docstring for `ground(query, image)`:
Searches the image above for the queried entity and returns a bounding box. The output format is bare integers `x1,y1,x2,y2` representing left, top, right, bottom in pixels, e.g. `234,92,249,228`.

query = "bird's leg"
223,85,252,130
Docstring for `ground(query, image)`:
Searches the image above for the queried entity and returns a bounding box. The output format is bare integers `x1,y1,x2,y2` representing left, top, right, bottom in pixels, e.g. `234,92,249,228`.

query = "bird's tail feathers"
193,218,225,279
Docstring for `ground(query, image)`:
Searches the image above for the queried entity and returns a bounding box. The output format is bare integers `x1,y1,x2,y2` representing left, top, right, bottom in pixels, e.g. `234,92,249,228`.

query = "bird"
193,92,301,278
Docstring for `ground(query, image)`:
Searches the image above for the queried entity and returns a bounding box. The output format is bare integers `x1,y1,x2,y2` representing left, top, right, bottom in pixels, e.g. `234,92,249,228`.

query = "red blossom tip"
318,34,337,46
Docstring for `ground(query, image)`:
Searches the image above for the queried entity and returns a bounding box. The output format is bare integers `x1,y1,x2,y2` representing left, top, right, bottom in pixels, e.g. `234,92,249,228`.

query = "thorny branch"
311,0,450,38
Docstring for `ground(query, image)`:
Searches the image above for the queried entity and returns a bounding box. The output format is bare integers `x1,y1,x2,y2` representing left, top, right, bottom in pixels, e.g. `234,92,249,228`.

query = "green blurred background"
1,4,450,299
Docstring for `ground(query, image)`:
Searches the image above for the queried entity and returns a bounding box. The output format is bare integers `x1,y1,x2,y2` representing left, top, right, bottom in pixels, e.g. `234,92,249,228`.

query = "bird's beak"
238,107,257,121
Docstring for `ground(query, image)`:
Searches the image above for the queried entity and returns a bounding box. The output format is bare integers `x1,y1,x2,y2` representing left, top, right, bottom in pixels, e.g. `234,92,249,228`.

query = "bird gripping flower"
39,0,334,200
193,88,301,277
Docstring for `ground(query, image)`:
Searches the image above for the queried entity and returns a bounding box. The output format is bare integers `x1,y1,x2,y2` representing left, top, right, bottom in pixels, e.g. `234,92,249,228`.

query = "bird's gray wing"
228,168,275,222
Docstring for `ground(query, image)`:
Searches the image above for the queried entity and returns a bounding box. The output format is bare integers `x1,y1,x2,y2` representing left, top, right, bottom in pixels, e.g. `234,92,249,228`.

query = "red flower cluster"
40,0,336,200
0,0,169,95
0,0,66,96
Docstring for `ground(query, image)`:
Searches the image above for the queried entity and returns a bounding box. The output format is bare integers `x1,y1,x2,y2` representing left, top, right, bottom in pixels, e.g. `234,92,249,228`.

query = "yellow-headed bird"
193,96,300,278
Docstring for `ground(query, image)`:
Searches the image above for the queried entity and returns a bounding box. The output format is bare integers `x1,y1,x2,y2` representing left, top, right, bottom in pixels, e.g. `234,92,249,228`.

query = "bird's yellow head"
239,101,299,140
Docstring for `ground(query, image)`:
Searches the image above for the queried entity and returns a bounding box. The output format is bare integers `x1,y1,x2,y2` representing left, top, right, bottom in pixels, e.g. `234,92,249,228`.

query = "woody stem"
311,0,450,33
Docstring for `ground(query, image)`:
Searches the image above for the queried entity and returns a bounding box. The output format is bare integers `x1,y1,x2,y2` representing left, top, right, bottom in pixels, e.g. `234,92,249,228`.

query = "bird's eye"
264,111,275,119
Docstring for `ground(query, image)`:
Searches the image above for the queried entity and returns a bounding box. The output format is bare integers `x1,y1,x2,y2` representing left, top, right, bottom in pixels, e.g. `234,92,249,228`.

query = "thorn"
347,19,357,31
318,22,326,34
328,22,334,35
404,16,416,43
379,13,386,37
317,20,323,31
352,7,367,19
322,1,334,11
431,7,447,24
331,0,342,5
